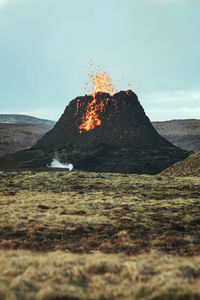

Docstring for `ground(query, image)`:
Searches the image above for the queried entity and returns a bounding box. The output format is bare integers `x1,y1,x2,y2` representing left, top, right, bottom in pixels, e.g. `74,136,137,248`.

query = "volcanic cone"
27,90,191,174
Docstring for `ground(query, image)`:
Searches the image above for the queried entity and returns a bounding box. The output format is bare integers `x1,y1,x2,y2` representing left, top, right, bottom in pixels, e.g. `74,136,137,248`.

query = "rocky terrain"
0,115,55,157
1,90,189,174
153,119,200,153
0,170,200,299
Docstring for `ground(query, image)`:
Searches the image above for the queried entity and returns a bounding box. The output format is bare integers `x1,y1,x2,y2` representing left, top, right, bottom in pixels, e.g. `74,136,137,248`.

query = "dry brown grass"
1,250,200,300
0,170,200,299
0,170,200,255
161,152,200,177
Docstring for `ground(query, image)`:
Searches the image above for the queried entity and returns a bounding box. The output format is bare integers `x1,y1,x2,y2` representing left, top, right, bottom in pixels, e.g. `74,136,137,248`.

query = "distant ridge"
153,119,200,153
0,114,55,125
0,115,55,157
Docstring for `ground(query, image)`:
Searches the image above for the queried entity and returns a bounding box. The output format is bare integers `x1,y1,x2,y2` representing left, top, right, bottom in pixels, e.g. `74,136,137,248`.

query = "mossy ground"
0,170,200,299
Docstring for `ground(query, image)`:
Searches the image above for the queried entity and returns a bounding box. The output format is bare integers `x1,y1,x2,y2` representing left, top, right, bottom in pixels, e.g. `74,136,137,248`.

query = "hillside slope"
0,123,55,157
161,152,200,177
153,119,200,153
0,115,55,157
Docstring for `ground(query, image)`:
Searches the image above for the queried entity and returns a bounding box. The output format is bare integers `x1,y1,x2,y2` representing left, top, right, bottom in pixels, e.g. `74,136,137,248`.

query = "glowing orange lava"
78,61,115,133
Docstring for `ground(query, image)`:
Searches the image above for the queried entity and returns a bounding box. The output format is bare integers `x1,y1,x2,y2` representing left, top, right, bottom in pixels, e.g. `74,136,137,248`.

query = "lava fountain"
78,61,116,133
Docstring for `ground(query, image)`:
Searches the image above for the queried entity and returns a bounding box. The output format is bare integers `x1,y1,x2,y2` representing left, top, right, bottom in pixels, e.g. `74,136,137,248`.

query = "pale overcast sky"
0,0,199,121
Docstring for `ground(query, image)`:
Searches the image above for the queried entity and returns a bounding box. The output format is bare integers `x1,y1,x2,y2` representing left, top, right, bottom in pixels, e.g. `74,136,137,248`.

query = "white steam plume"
49,158,73,171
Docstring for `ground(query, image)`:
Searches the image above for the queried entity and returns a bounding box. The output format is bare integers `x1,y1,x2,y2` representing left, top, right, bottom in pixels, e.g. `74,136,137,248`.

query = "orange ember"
78,61,115,133
89,72,115,96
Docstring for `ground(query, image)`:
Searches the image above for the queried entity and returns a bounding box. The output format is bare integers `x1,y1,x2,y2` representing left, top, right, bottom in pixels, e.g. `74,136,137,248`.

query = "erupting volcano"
15,63,190,174
27,64,190,174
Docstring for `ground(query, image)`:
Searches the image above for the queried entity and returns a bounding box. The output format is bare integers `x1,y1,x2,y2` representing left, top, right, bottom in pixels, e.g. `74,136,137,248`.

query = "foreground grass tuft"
1,250,200,300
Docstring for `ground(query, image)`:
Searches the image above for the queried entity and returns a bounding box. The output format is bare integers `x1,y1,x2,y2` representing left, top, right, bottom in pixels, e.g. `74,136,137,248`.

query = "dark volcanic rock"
26,90,190,174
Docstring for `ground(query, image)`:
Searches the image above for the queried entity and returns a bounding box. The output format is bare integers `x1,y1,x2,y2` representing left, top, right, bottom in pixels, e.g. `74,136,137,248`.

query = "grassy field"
0,170,200,299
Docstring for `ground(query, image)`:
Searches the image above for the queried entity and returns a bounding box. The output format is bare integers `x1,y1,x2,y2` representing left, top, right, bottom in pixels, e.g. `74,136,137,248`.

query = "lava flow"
78,62,115,133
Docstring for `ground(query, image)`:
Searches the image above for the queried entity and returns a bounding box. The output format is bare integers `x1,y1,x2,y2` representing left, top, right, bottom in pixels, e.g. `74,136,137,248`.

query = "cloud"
0,0,9,7
143,90,200,121
0,0,23,8
144,90,200,105
1,90,200,122
25,109,61,121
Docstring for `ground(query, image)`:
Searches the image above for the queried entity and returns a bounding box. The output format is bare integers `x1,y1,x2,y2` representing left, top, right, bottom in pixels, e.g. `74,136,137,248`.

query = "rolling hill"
153,119,200,153
0,114,55,157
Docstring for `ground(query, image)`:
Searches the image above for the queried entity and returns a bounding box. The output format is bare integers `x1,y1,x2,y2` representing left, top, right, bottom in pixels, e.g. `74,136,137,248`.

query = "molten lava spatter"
79,96,102,132
84,60,115,96
78,61,116,133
